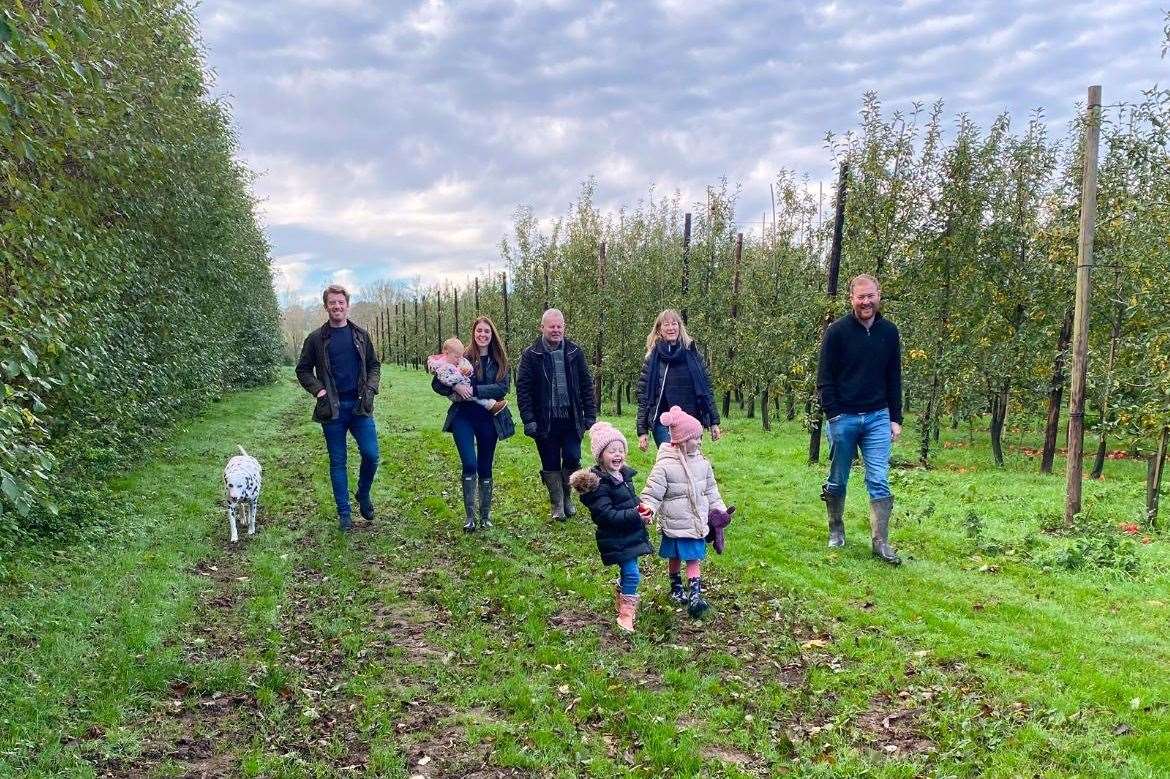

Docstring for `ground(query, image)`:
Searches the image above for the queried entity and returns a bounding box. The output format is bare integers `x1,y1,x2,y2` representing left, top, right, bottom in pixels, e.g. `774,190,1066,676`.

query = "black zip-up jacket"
515,337,596,439
430,352,515,440
577,465,654,566
295,321,381,422
634,341,720,437
816,312,903,424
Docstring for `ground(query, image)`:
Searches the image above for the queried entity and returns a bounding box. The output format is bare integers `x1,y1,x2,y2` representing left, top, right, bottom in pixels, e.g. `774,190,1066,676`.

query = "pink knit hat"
589,421,628,461
659,405,703,444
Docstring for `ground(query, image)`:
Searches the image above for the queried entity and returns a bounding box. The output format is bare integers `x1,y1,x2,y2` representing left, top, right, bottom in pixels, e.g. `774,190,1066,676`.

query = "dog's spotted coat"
223,445,261,543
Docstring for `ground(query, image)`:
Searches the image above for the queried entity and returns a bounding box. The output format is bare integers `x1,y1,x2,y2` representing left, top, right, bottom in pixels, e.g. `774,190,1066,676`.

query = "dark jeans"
651,421,671,446
535,418,582,472
451,403,498,478
321,398,380,521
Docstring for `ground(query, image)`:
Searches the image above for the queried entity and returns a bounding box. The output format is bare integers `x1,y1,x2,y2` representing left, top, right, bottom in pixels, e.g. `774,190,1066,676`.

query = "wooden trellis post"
809,162,848,464
681,212,692,324
1065,84,1102,524
594,240,606,410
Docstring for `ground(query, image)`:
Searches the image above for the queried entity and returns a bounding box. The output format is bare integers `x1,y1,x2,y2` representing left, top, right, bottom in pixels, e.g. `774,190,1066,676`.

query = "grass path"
1,367,1167,776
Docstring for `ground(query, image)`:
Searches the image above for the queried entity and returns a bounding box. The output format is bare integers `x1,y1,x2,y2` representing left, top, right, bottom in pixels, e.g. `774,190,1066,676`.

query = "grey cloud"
195,0,1166,301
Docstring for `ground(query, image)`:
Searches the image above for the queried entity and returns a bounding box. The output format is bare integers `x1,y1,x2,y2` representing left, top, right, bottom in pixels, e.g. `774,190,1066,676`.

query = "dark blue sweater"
326,324,360,399
816,313,903,424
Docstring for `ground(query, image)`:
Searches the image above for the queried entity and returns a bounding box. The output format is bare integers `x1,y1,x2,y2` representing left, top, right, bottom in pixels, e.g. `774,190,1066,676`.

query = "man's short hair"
322,283,350,306
848,274,881,294
541,308,565,325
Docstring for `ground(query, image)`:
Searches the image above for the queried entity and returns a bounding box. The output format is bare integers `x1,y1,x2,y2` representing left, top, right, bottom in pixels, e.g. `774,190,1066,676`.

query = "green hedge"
0,1,281,545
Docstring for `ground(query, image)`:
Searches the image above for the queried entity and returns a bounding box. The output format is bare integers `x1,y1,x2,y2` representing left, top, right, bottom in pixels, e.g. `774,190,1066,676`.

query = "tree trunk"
989,382,1009,467
1091,291,1124,479
761,386,772,431
746,390,756,419
722,390,731,419
919,373,940,465
785,381,796,421
1041,310,1074,474
615,383,623,416
1146,426,1168,529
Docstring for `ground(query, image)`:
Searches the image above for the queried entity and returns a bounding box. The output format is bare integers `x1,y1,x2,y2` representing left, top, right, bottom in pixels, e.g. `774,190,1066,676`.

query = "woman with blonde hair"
431,315,515,531
635,309,721,451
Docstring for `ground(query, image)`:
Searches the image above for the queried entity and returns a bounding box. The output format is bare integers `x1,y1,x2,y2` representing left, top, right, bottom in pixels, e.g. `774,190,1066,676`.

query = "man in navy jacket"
816,274,902,564
516,309,596,520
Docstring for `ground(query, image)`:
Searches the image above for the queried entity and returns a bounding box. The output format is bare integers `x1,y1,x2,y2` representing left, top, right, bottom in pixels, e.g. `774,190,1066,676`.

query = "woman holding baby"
429,316,515,532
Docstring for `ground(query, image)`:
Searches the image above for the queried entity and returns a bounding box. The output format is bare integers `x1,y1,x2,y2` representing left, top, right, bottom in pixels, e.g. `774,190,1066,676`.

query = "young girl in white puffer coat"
640,405,728,618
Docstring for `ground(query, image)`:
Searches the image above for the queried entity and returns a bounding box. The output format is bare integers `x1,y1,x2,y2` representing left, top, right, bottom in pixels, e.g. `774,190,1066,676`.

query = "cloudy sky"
194,0,1165,305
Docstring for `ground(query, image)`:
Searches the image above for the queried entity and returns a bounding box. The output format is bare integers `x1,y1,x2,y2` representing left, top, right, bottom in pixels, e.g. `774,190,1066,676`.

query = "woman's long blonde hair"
644,309,694,357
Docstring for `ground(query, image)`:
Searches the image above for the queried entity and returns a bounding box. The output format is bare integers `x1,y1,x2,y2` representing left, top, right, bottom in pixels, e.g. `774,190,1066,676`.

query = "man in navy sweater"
295,284,381,532
816,274,902,564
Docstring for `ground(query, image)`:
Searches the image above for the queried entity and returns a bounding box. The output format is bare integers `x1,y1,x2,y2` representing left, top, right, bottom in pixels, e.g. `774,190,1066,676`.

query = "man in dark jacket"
515,309,596,520
816,274,902,564
295,284,382,532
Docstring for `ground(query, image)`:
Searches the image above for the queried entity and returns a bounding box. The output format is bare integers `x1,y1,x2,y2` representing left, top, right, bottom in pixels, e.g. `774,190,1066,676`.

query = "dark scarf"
655,340,687,364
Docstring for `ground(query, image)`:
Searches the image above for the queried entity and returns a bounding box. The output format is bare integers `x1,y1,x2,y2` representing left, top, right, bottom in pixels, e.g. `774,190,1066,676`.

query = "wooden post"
681,212,692,324
413,297,420,370
379,308,387,361
543,260,550,311
393,303,401,367
722,233,743,419
594,240,606,410
454,284,461,337
474,276,480,312
501,272,511,354
401,302,408,368
436,288,443,352
809,162,849,464
1064,84,1102,524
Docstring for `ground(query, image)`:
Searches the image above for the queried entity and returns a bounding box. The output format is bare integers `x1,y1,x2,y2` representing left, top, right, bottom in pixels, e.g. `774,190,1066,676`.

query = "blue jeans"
451,404,498,478
321,398,380,523
824,408,891,500
618,558,641,596
651,421,670,446
535,418,582,472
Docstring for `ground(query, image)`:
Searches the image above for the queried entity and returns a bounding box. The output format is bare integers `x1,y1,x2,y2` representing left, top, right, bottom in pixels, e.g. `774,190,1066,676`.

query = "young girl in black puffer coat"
570,422,655,634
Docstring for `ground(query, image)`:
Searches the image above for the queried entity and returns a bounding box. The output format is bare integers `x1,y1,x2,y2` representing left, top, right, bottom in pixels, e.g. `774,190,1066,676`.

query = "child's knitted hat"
588,421,627,461
659,405,703,444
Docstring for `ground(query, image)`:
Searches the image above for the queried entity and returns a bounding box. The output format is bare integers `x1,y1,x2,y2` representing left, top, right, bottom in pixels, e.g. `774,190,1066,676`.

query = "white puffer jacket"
640,443,726,539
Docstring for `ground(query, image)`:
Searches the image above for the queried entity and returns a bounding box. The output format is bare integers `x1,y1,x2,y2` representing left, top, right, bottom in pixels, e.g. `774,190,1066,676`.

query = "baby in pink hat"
640,406,728,618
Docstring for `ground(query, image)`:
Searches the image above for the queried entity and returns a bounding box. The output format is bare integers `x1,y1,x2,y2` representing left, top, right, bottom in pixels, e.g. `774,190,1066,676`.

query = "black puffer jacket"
571,465,653,566
430,352,515,439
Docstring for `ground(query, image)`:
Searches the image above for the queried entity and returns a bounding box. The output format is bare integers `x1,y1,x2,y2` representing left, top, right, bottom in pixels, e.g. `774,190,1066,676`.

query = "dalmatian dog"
223,445,261,543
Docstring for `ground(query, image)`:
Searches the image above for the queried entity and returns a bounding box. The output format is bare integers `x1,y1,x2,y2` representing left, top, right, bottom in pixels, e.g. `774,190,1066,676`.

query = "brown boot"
616,593,640,633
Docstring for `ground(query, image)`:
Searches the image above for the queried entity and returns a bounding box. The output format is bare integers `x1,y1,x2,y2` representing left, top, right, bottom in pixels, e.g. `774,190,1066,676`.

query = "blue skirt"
658,535,707,561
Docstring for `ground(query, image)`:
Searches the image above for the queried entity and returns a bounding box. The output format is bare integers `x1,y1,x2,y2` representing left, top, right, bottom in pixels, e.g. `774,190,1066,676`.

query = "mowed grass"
0,365,1167,777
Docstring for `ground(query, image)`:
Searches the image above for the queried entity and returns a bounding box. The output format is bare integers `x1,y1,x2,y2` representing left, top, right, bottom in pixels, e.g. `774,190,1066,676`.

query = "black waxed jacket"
295,321,381,422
